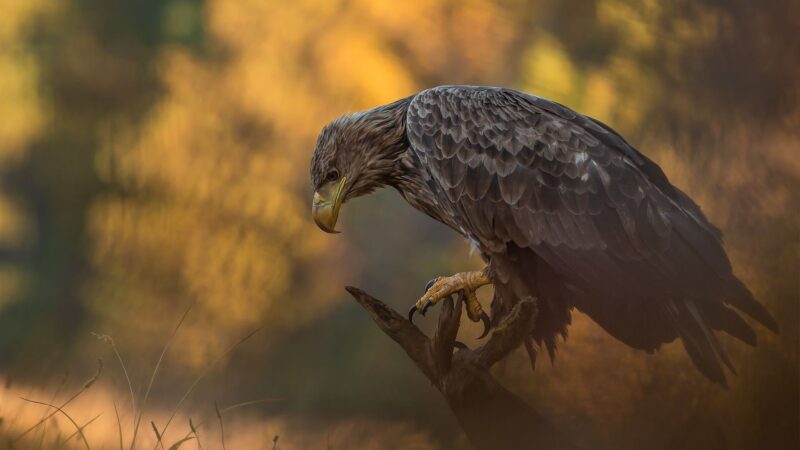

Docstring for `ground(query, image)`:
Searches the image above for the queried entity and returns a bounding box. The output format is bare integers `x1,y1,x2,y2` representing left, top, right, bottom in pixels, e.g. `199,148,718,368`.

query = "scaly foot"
408,269,493,338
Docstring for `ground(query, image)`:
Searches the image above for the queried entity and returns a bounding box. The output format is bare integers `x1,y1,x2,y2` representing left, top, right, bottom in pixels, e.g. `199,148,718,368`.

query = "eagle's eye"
325,169,340,182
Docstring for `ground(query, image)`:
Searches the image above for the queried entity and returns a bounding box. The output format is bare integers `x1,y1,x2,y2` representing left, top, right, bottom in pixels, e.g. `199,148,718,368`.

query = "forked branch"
345,287,580,450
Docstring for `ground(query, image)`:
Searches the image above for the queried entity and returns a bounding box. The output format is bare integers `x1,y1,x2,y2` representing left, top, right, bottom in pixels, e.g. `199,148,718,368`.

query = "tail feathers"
666,299,733,386
725,278,779,333
698,301,757,346
668,294,778,386
523,336,538,370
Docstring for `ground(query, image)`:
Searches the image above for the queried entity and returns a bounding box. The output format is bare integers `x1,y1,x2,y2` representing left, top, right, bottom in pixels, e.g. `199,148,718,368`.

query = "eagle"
309,86,777,385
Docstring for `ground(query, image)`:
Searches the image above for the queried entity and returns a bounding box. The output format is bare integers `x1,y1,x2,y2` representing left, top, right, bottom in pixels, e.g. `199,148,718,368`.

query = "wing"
406,86,777,383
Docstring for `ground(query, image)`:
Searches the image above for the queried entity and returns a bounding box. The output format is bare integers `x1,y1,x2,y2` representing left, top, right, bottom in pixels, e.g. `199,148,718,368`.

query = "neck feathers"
357,95,412,161
346,96,414,192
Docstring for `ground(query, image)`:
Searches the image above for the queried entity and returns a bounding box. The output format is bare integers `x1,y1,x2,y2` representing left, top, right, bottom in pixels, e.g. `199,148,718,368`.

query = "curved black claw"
406,299,436,323
408,305,418,324
477,312,492,339
408,279,446,324
423,278,437,294
420,299,433,316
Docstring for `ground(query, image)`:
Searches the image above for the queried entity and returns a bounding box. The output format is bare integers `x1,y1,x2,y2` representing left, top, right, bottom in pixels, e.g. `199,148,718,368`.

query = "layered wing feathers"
405,86,776,384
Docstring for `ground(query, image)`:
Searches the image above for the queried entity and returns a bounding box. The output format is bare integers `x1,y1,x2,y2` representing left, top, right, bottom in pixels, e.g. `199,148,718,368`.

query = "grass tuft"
19,397,93,450
13,359,103,443
130,303,193,450
153,326,261,443
63,413,103,444
5,308,277,449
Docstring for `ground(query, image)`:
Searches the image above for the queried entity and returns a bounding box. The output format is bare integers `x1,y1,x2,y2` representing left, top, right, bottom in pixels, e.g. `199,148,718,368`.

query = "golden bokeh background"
0,0,797,448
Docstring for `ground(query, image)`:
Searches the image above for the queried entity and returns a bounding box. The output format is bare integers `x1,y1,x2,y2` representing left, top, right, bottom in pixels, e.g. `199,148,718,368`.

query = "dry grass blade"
64,413,103,443
130,303,193,450
37,370,70,449
113,401,124,450
219,397,282,414
13,359,103,442
166,436,195,450
154,326,261,443
19,397,92,450
189,418,203,450
169,418,204,450
93,333,136,419
151,421,164,449
214,401,226,450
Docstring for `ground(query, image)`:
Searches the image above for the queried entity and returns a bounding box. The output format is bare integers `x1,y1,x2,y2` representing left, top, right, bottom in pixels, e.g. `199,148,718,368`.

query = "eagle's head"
309,98,411,233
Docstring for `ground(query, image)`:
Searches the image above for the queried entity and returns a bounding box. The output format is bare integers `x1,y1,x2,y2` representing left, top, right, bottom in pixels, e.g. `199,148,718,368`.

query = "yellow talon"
408,269,492,332
464,289,484,322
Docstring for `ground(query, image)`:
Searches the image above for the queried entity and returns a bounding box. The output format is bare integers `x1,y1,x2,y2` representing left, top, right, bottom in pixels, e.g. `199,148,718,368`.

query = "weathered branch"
345,287,581,450
432,295,463,375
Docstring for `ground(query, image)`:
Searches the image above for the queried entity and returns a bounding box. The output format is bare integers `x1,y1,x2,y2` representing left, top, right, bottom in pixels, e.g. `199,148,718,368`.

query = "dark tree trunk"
345,287,581,450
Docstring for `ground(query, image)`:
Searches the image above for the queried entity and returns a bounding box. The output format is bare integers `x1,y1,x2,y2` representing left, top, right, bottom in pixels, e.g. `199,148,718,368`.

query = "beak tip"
312,177,346,234
319,224,341,234
313,214,341,234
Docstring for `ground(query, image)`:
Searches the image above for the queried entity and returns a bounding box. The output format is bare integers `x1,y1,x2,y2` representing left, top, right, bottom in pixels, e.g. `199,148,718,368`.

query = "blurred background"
0,0,797,448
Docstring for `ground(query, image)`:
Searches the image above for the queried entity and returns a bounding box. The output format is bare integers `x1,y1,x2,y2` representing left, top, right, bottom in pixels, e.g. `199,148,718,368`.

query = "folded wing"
406,86,777,384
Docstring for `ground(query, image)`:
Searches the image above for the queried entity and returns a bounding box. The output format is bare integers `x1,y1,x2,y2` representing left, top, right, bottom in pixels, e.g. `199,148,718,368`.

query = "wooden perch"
345,287,581,450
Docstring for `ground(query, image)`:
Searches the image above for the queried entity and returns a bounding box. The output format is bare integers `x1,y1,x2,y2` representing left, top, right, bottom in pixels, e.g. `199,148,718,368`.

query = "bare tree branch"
432,295,463,376
346,287,580,450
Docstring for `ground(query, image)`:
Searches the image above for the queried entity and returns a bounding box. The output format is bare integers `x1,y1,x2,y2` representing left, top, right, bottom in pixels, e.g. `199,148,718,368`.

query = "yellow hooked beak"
312,176,347,233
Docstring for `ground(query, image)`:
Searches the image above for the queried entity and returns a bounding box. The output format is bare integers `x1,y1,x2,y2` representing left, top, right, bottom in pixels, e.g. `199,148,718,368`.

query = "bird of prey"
309,86,777,385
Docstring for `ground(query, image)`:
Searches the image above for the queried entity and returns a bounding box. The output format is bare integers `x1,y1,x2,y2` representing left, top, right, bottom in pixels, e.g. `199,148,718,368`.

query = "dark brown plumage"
310,85,777,385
